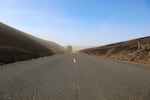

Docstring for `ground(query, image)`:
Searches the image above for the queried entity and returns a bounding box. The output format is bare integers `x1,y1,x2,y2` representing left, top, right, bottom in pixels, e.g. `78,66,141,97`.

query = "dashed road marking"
73,57,77,64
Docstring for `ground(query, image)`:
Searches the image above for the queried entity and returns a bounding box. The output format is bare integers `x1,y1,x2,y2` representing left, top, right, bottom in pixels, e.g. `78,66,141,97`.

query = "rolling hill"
0,22,65,64
80,36,150,64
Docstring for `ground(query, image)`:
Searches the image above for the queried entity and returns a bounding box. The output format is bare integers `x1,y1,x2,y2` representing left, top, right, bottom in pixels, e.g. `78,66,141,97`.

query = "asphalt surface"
0,53,150,100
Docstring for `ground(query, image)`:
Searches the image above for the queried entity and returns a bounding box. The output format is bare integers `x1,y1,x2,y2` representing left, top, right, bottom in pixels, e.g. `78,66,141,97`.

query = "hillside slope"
0,22,65,64
80,36,150,64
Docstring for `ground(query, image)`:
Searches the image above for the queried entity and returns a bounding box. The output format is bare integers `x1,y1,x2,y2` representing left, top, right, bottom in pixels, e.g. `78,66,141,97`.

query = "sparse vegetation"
80,36,150,64
0,22,65,64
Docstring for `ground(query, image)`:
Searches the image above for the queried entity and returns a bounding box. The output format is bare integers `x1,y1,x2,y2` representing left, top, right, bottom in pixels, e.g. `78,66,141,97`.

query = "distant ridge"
0,22,65,64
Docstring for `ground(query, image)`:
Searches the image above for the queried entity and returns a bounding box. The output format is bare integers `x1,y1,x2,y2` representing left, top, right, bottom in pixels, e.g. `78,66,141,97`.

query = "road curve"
0,53,150,100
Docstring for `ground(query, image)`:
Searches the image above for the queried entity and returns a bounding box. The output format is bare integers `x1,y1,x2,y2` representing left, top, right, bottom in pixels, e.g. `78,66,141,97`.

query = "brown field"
0,22,65,64
80,36,150,64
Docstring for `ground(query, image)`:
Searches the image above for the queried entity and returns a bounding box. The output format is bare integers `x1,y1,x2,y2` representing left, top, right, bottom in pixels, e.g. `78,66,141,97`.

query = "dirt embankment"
80,36,150,64
0,22,65,64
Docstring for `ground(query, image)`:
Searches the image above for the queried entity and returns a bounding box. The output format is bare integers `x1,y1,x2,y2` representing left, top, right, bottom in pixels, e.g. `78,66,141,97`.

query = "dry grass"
80,36,150,64
0,22,64,64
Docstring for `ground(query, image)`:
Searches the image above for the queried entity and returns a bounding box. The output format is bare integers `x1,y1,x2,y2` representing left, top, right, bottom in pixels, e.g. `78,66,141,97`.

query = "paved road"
0,53,150,100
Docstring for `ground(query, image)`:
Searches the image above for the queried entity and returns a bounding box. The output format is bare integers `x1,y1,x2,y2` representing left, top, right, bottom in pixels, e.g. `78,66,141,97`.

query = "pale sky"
0,0,150,46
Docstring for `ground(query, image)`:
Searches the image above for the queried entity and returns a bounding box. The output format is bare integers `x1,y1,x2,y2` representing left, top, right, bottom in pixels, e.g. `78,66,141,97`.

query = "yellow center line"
73,57,77,64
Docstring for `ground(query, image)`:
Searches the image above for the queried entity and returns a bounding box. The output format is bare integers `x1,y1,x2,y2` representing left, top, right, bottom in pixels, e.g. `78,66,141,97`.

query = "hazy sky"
0,0,150,46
